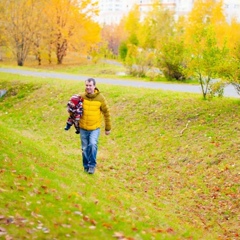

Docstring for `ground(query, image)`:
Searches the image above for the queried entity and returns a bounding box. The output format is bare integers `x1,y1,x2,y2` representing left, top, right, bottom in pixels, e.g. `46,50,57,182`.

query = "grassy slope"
0,72,239,240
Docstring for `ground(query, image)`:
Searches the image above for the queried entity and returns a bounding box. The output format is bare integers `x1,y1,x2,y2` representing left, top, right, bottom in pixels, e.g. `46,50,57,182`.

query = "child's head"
70,95,80,106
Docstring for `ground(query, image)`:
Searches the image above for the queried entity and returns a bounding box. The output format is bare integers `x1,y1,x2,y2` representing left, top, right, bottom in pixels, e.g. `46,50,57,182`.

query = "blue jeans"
80,128,100,169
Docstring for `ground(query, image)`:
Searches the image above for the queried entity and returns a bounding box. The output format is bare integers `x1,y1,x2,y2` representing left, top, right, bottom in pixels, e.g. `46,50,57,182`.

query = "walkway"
0,67,239,98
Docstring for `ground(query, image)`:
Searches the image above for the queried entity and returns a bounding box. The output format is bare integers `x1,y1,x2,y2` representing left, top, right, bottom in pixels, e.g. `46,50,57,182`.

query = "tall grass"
0,72,239,239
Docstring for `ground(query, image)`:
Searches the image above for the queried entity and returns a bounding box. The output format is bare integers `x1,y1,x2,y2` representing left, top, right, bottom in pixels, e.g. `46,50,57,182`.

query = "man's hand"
105,130,111,135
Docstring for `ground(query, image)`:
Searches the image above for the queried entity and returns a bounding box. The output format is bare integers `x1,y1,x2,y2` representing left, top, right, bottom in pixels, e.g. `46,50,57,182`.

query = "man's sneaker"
88,167,95,174
84,168,89,173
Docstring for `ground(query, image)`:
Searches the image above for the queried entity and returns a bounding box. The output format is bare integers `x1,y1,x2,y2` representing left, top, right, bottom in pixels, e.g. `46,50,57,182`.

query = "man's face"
85,81,95,94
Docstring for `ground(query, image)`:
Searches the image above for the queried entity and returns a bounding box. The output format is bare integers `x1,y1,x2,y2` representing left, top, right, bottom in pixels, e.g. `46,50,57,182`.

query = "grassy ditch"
0,72,239,239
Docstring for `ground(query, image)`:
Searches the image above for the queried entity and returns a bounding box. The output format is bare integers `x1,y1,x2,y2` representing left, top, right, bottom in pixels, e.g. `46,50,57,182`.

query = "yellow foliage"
227,20,240,50
184,0,228,48
124,5,140,34
42,0,101,62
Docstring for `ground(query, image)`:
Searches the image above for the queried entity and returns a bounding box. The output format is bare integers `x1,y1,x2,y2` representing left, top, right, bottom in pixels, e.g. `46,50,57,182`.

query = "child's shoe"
75,128,80,134
64,123,71,131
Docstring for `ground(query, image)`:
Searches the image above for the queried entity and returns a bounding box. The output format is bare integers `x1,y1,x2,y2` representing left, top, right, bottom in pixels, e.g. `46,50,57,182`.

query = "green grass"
0,72,239,240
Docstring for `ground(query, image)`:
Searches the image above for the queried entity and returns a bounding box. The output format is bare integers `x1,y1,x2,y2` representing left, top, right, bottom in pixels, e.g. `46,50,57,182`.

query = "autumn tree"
43,0,100,64
158,38,187,81
0,3,5,60
184,0,228,98
124,44,155,77
0,0,44,66
123,5,141,46
119,41,128,61
119,5,153,76
138,3,187,81
187,27,228,98
117,12,138,61
101,21,128,57
213,17,240,96
184,0,227,46
139,2,175,50
0,0,101,66
219,41,240,95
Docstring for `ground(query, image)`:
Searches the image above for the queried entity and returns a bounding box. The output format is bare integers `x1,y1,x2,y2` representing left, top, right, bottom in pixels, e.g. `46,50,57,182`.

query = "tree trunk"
37,51,41,65
17,52,24,66
56,39,67,65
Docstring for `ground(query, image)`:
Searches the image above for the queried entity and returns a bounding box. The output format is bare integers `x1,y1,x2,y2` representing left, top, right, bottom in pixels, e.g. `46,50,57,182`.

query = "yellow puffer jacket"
79,88,111,131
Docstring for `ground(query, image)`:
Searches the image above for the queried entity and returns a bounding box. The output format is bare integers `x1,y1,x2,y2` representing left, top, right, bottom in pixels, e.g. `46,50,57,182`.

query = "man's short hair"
86,78,96,86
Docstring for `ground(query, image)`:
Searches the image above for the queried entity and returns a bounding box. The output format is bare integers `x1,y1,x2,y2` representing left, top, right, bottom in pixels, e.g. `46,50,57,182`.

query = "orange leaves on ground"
102,222,112,229
113,232,135,240
16,186,25,191
113,232,124,239
149,227,175,234
31,212,43,219
82,215,97,228
0,214,29,234
0,226,7,236
0,216,7,236
113,228,175,240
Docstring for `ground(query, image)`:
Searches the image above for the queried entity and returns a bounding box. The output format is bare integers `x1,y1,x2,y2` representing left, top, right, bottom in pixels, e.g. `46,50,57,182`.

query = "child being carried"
64,94,84,134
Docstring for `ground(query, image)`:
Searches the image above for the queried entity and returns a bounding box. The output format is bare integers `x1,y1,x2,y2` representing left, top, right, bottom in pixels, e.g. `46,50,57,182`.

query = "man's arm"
100,95,111,132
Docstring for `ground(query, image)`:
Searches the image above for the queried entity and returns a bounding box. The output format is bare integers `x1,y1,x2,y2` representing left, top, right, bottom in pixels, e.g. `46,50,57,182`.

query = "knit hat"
70,95,80,105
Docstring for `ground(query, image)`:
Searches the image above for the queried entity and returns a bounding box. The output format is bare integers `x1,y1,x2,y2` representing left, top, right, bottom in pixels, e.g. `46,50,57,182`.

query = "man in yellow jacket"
79,78,111,174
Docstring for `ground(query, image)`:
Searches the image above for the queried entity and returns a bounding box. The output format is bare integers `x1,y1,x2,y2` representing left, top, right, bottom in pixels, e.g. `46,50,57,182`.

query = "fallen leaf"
6,217,14,224
166,227,174,233
5,235,13,240
102,222,112,229
17,186,25,191
0,188,8,192
74,211,83,216
0,227,7,235
31,212,42,218
90,219,97,226
89,225,96,229
42,227,50,233
83,215,89,222
61,224,71,228
113,232,125,239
